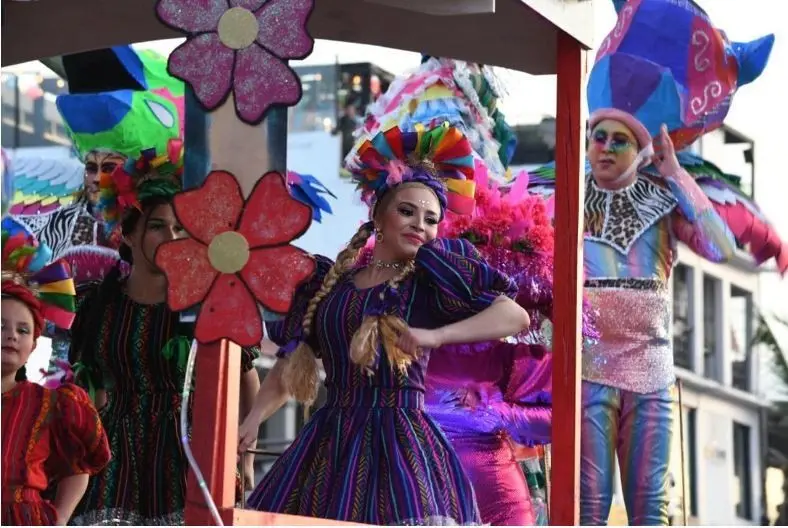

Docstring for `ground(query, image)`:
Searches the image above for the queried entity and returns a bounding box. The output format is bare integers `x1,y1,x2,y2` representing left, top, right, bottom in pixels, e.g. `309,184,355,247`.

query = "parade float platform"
2,0,593,524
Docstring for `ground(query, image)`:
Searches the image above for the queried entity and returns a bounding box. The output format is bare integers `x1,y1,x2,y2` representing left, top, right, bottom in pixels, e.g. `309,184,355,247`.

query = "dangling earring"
375,229,384,243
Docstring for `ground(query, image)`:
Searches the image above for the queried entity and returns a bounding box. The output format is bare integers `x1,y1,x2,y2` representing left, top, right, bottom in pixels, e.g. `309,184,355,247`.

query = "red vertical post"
184,340,242,525
550,29,587,526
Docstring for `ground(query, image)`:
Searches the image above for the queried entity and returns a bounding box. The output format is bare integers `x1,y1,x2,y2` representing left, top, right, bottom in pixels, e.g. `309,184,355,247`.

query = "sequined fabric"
582,285,673,394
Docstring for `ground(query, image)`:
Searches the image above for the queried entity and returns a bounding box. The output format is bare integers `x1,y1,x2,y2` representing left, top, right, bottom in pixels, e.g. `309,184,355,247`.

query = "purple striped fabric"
249,238,517,525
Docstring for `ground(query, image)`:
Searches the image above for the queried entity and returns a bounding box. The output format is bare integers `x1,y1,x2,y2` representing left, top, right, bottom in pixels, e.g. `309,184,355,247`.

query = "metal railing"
238,439,292,507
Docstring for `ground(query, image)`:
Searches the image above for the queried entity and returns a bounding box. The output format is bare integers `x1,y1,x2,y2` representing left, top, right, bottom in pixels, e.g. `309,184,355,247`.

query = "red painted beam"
185,340,241,525
550,29,587,526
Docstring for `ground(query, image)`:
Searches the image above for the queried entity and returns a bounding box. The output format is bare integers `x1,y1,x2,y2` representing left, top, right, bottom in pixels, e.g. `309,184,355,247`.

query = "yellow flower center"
208,231,250,274
217,7,259,50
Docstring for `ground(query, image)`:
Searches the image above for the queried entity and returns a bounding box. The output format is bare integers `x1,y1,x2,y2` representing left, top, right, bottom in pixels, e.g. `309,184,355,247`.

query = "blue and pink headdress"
347,124,477,217
588,0,773,152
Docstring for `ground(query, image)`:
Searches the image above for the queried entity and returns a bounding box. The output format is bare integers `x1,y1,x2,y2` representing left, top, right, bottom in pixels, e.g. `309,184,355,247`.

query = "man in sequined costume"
574,1,773,524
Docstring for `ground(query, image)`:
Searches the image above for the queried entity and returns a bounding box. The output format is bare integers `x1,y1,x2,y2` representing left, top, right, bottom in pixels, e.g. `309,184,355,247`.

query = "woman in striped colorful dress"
240,125,531,525
66,147,261,525
2,233,110,525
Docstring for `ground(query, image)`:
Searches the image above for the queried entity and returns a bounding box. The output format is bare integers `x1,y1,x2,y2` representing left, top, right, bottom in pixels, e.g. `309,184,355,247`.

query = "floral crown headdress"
1,221,77,330
98,138,184,234
348,124,477,217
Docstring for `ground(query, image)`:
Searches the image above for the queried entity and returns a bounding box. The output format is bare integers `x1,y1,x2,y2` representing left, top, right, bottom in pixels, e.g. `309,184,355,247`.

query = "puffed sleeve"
264,255,334,359
46,384,111,480
415,238,517,324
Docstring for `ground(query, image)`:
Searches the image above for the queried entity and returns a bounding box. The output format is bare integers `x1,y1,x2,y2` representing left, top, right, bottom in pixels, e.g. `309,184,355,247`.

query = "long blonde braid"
349,260,417,374
282,223,375,404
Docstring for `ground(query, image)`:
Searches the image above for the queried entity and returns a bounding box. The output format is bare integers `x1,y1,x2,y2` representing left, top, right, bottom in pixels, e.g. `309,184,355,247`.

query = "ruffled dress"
1,382,111,525
247,238,518,525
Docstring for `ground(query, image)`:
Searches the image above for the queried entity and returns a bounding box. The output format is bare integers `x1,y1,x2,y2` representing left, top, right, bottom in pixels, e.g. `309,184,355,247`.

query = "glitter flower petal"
168,33,235,110
157,0,314,126
158,169,316,346
238,172,312,248
155,238,218,311
231,0,267,10
156,0,226,33
240,246,316,314
232,44,302,124
172,170,244,245
196,274,262,347
255,0,315,58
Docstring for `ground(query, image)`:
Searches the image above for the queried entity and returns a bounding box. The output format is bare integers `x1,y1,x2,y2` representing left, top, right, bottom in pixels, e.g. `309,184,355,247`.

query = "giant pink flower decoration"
156,0,315,125
155,170,316,347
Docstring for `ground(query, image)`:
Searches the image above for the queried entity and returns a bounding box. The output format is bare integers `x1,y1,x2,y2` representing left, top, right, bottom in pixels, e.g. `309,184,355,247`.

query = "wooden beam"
549,29,586,526
184,340,242,525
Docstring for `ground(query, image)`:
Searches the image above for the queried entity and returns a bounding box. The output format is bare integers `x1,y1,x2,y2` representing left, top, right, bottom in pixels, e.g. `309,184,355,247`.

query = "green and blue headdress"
55,46,184,161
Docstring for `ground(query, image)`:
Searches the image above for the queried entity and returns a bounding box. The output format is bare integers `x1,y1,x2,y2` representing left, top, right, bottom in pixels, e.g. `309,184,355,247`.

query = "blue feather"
287,172,336,223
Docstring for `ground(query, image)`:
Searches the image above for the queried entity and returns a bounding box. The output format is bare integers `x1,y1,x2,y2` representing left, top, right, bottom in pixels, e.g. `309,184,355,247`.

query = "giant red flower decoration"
155,171,316,347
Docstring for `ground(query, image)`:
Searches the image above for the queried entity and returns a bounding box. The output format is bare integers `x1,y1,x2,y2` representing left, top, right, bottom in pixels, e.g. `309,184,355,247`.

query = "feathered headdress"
438,161,599,345
97,138,184,234
439,160,554,257
1,221,77,330
347,124,476,217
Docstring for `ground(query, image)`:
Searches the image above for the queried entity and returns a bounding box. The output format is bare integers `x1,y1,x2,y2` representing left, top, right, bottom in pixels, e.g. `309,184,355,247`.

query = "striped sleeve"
264,255,334,359
415,238,517,324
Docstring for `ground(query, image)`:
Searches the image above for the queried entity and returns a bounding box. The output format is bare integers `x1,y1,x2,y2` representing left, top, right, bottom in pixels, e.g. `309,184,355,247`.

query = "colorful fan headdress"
588,0,773,151
1,225,76,330
97,138,184,234
348,124,476,217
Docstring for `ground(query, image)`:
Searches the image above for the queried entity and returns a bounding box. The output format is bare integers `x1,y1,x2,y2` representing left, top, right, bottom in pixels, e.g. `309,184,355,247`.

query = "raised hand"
651,124,682,178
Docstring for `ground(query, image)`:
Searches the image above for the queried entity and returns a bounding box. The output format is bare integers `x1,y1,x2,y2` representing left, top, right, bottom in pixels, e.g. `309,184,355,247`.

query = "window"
729,286,753,392
702,275,721,381
732,422,753,520
672,264,693,370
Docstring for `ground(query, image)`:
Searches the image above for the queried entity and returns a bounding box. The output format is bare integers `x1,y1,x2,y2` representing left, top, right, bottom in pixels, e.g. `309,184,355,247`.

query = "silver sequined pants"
580,381,673,525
